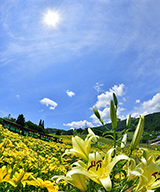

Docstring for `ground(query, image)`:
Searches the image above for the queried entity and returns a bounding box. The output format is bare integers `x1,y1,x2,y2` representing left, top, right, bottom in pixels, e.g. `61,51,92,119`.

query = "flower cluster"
0,124,71,191
53,93,160,192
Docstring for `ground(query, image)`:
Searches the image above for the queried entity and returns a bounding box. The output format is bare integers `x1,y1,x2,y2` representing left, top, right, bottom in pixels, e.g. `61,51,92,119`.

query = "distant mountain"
46,112,160,136
91,112,160,135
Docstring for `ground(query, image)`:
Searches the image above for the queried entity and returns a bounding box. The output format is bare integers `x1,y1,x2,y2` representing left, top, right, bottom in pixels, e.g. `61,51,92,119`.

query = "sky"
1,0,160,130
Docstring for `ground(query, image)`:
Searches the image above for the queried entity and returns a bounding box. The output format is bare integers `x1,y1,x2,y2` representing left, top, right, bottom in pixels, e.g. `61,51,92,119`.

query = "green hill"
45,112,160,137
91,112,160,135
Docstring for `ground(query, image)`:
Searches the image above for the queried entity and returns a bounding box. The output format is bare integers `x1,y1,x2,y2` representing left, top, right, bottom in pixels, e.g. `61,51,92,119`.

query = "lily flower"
87,128,99,143
71,149,129,191
130,148,160,191
0,165,12,183
62,134,98,161
53,168,87,191
8,169,34,187
121,133,127,149
28,178,59,192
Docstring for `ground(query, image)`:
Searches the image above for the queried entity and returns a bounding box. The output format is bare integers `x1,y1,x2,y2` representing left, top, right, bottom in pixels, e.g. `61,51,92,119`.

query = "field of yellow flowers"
1,123,160,192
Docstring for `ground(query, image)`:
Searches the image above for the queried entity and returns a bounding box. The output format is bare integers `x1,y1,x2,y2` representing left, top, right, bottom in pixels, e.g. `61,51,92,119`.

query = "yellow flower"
28,178,59,192
121,133,127,149
8,169,33,187
62,134,98,161
70,149,129,191
87,128,99,143
0,165,12,183
130,148,160,191
53,169,87,191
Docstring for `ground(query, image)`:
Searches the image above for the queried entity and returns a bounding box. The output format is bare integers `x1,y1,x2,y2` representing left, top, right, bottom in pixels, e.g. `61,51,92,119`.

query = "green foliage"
16,114,25,127
39,119,44,129
56,129,62,135
25,120,45,133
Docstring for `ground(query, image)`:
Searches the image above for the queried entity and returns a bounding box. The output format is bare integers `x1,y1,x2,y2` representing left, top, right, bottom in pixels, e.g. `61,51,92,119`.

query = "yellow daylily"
62,134,98,161
0,165,12,183
9,169,34,187
130,148,160,191
53,168,87,191
71,149,129,191
28,178,59,192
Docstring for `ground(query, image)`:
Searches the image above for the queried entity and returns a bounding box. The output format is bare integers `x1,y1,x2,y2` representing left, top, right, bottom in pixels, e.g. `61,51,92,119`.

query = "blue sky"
1,0,160,130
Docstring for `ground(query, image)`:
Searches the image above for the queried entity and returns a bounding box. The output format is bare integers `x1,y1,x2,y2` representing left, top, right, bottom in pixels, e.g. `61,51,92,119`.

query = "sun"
43,10,60,27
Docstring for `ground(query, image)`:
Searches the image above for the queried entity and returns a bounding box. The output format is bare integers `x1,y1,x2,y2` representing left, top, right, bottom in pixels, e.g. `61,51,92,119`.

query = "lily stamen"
87,160,102,171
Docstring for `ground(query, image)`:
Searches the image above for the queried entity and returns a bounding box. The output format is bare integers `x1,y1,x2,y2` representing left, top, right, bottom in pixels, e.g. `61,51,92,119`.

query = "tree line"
1,114,48,134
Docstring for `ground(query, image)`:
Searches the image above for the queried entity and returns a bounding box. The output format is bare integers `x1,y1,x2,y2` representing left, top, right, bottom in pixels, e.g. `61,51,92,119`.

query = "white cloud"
66,90,75,97
131,93,160,118
142,93,160,112
16,95,20,99
94,82,104,92
90,84,125,124
94,84,125,109
63,120,93,128
40,98,57,110
135,99,140,103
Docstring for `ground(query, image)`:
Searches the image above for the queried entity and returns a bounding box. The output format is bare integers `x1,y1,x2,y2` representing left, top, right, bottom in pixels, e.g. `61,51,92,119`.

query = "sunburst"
43,10,60,28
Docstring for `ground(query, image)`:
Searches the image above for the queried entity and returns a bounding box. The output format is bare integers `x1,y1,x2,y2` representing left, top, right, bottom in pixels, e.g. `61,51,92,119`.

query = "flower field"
1,122,160,192
0,124,72,192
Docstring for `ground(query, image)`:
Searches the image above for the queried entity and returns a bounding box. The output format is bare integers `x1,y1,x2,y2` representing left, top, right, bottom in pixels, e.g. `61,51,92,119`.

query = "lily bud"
113,92,118,109
88,128,99,143
93,106,101,120
126,114,131,129
130,116,144,151
121,133,127,149
110,100,117,129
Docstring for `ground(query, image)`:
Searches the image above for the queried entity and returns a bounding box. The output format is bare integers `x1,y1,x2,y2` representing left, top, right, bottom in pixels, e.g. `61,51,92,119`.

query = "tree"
42,120,44,129
16,114,25,127
39,119,44,129
56,130,62,135
39,119,42,127
76,128,83,135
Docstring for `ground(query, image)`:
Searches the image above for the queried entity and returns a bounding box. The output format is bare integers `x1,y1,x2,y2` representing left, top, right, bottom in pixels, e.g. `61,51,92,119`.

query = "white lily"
62,134,98,161
88,128,99,143
130,148,160,191
72,149,129,191
121,133,127,149
53,168,87,191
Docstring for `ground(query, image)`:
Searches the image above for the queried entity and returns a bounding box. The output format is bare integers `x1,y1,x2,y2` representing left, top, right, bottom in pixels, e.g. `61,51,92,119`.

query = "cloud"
142,93,160,112
94,82,104,92
16,95,20,99
40,98,57,110
90,84,125,124
63,120,93,128
94,84,125,109
66,90,75,97
135,99,140,103
131,93,160,118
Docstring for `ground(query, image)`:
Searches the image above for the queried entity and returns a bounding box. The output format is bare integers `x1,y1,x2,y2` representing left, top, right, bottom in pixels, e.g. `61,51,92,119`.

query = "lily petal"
99,175,112,191
106,155,129,175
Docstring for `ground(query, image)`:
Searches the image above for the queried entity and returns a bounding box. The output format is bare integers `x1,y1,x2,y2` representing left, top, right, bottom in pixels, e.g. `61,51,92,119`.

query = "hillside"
91,112,160,135
46,112,160,136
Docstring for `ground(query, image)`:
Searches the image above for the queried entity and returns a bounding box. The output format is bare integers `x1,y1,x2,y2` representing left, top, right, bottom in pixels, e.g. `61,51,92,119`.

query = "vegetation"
52,93,160,192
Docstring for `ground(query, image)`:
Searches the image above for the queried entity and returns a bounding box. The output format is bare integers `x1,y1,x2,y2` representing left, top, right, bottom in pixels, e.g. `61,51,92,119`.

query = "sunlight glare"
43,10,60,27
